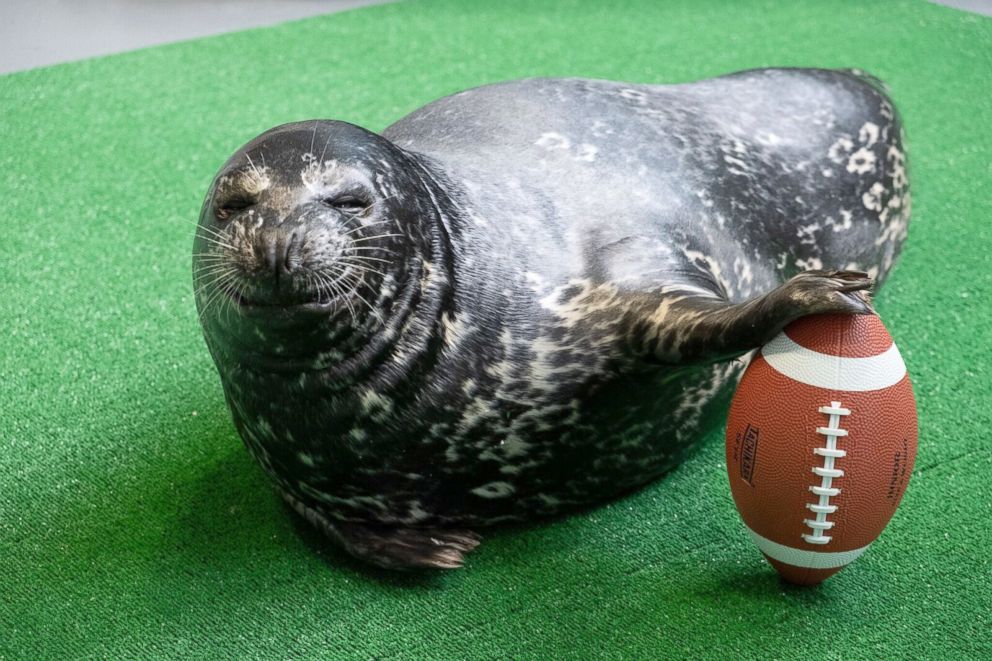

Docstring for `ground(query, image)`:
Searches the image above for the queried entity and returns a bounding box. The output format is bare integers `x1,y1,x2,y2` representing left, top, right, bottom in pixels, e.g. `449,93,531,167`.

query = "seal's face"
194,120,433,370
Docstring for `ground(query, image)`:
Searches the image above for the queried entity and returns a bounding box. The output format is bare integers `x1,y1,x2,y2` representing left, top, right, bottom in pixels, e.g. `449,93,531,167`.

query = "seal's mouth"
223,284,339,313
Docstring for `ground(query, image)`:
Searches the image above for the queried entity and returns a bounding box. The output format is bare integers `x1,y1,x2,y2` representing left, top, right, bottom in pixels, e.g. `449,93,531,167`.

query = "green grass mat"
2,0,991,658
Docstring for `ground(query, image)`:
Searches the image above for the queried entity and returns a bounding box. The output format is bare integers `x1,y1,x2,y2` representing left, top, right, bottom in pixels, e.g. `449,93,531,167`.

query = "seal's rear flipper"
283,492,481,570
627,269,874,365
332,522,482,570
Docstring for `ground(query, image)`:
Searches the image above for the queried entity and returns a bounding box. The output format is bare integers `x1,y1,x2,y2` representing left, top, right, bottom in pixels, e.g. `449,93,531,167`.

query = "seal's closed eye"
321,194,370,214
214,196,255,221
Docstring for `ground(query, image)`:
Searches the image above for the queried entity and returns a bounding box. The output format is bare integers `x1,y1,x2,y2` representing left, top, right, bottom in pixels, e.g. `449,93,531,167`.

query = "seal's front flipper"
628,269,874,365
283,492,480,570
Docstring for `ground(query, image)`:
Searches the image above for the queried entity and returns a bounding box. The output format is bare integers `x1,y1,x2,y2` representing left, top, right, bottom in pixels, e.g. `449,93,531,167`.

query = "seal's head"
193,120,446,374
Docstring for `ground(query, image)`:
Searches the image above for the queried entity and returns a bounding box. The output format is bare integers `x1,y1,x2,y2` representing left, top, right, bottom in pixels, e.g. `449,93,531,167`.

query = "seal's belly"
427,359,746,525
229,349,744,526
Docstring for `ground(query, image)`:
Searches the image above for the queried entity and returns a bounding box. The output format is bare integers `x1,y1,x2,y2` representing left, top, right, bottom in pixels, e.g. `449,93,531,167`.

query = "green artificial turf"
2,0,991,658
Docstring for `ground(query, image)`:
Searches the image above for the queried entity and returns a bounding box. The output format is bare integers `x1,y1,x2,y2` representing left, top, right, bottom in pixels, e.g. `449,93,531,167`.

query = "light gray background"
0,1,389,74
1,0,989,75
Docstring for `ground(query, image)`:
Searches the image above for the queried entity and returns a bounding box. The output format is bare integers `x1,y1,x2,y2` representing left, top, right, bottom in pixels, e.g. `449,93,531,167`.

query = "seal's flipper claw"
626,269,876,366
784,269,875,315
282,491,480,570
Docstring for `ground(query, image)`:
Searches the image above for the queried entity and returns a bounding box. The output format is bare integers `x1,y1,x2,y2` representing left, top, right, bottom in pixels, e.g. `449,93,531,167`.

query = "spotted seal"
193,67,910,569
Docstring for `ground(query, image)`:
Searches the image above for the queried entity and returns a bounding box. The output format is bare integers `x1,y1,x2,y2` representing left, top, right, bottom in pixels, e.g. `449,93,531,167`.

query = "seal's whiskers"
343,246,398,257
339,254,390,265
339,270,383,324
245,153,261,178
347,233,404,243
339,220,392,236
314,267,357,324
335,258,386,279
196,268,237,322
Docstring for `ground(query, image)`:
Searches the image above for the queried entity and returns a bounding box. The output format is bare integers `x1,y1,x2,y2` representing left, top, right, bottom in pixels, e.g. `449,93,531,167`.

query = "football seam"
804,401,851,545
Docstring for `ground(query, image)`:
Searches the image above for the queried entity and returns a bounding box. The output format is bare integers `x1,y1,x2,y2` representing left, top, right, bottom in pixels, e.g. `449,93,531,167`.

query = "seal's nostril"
265,237,279,275
283,228,300,273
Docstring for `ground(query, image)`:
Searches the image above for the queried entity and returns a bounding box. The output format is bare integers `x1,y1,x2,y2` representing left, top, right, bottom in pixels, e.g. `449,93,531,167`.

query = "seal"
193,67,910,569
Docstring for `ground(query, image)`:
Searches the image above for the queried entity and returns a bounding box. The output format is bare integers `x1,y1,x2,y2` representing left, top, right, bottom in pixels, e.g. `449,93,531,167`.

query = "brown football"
726,313,917,585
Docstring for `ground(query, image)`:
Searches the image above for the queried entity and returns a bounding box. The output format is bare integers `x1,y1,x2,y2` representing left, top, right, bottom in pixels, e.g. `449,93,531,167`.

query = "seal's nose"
260,228,302,283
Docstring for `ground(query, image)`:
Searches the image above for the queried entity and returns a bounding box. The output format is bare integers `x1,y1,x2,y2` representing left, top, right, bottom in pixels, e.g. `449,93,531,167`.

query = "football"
726,313,917,585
